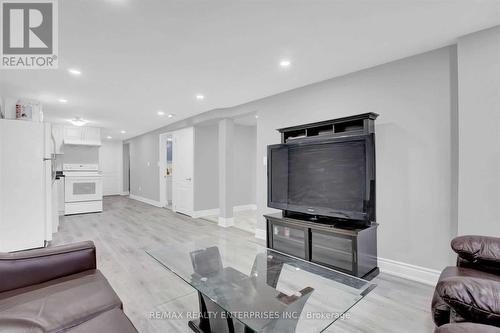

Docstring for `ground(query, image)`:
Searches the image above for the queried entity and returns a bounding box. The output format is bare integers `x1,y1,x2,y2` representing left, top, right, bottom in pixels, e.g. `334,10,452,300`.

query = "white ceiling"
1,0,499,140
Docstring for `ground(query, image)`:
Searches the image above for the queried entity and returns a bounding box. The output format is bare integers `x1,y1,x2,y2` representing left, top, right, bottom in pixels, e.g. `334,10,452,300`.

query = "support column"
218,118,234,227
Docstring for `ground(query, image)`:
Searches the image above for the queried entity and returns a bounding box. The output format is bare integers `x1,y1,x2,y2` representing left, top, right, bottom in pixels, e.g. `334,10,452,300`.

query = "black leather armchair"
432,235,500,332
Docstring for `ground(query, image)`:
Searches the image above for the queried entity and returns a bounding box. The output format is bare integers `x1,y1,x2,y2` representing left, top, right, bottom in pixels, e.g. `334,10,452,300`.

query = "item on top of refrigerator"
16,100,22,119
22,103,33,120
15,101,37,121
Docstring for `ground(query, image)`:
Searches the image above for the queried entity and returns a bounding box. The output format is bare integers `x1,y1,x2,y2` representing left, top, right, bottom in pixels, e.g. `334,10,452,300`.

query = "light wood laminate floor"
52,196,435,333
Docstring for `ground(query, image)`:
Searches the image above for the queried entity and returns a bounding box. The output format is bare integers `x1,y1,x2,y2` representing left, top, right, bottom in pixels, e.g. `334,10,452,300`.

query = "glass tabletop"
147,239,376,333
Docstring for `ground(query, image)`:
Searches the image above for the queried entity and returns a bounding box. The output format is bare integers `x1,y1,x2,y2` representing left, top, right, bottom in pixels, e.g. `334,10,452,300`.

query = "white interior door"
99,141,123,196
172,127,194,216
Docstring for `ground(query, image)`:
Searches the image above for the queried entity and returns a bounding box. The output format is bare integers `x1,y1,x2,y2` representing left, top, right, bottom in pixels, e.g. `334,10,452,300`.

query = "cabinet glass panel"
272,224,306,259
311,231,353,271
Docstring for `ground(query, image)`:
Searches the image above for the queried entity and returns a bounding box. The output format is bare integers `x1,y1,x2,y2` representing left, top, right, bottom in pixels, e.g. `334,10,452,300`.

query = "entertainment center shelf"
266,112,379,280
279,112,377,142
265,213,379,279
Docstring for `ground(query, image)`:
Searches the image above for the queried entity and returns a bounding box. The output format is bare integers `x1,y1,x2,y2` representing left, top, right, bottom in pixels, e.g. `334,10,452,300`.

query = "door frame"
159,132,173,208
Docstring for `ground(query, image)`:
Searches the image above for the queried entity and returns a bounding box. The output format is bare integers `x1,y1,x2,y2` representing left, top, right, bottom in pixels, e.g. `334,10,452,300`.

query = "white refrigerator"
0,119,55,252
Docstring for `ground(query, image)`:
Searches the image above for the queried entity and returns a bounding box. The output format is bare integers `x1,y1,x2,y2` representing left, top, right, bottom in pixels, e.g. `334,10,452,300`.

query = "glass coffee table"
147,239,376,333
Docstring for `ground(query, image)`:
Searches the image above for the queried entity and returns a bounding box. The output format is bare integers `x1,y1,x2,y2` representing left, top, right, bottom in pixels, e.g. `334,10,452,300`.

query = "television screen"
268,135,373,221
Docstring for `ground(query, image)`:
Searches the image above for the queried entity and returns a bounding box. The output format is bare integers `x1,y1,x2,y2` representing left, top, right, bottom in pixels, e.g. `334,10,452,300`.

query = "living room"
0,1,499,333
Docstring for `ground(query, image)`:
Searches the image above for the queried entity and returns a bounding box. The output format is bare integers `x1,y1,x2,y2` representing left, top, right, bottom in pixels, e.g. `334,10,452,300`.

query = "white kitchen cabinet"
63,126,101,146
83,127,101,145
52,124,64,154
64,126,83,144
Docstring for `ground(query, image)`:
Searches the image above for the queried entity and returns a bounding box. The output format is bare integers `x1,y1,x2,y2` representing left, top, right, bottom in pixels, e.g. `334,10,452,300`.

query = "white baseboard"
378,257,440,286
255,228,266,240
218,217,234,228
121,191,130,196
192,204,257,218
234,204,257,212
129,194,162,208
192,208,220,218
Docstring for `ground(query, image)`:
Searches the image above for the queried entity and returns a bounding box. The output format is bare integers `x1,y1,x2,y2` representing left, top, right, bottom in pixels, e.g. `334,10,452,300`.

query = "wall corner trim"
378,257,441,286
192,208,220,218
129,194,163,208
233,204,257,212
218,217,234,228
255,228,266,240
192,204,258,218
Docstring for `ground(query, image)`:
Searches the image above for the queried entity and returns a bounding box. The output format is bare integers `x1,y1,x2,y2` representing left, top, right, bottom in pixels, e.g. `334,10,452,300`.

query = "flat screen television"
267,134,375,224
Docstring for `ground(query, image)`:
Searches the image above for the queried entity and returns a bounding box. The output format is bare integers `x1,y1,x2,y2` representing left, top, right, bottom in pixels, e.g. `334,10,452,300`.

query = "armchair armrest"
452,236,500,275
436,276,500,326
0,241,96,293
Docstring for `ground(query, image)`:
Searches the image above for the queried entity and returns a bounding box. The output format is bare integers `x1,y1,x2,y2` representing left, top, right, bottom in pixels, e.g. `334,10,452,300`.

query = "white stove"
63,164,103,215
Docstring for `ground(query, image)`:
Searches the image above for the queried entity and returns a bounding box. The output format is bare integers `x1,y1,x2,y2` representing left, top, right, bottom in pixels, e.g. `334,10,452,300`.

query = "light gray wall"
194,124,219,211
233,47,456,271
129,132,159,200
127,46,457,271
457,26,500,237
123,143,130,192
190,123,257,211
234,124,257,206
63,145,99,164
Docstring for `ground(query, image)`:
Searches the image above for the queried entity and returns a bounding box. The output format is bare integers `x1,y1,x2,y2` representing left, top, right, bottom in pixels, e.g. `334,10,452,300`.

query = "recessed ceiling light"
255,115,259,119
58,98,68,103
279,59,291,68
196,94,205,100
157,110,165,116
167,114,174,118
120,130,126,134
68,117,88,127
106,136,112,139
68,68,81,76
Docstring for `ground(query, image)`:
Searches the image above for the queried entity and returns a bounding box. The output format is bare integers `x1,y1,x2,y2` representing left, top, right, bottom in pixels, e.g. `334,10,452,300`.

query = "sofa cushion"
0,241,96,293
451,236,500,265
432,266,500,326
435,323,500,333
0,270,122,333
66,308,137,333
436,276,500,326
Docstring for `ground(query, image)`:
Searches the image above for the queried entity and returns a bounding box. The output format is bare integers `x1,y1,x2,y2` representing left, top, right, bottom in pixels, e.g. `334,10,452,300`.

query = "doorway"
122,143,130,195
159,132,173,209
159,128,194,215
201,119,257,233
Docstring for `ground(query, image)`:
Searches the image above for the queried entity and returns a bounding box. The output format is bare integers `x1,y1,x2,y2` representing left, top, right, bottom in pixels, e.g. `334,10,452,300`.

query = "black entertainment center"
265,113,379,280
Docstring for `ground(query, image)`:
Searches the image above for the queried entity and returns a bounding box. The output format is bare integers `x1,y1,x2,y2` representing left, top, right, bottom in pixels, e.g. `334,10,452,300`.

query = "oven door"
65,177,103,202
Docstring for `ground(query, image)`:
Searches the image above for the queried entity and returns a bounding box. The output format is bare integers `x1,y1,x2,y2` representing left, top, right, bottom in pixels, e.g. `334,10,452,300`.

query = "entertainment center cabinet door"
269,222,308,260
310,230,354,273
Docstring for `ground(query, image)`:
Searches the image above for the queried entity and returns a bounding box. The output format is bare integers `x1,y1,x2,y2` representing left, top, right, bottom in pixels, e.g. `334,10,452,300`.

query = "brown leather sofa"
0,241,138,332
435,323,500,333
432,235,500,333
